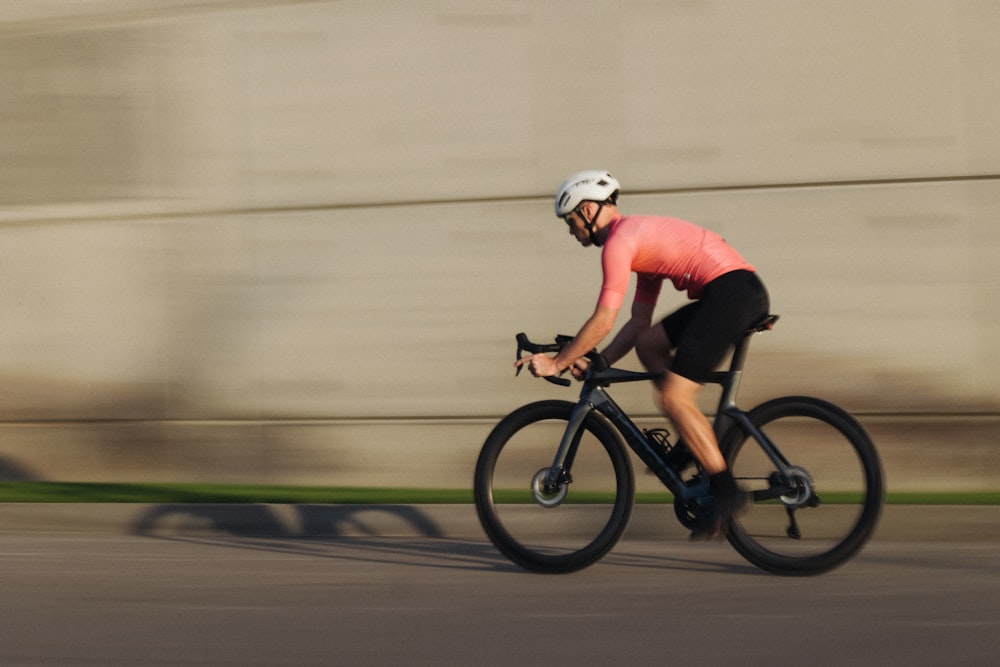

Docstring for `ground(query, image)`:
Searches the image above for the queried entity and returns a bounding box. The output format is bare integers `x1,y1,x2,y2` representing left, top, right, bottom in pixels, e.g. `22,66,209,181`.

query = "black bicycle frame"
545,325,796,502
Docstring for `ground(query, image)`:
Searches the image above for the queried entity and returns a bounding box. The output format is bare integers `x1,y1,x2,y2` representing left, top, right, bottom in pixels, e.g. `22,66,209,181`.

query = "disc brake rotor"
779,466,815,508
531,468,568,508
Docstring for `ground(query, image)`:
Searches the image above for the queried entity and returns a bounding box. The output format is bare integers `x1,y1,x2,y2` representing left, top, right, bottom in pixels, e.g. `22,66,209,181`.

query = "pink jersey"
598,215,754,309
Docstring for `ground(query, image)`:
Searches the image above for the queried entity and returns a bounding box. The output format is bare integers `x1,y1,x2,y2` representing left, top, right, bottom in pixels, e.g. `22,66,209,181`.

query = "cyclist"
515,169,770,539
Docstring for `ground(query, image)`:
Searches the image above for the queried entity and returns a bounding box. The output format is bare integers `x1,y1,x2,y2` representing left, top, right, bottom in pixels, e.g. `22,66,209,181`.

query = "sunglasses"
562,208,581,227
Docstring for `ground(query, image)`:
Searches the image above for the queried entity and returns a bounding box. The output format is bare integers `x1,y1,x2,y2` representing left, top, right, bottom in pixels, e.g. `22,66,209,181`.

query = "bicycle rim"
722,396,884,575
474,400,634,573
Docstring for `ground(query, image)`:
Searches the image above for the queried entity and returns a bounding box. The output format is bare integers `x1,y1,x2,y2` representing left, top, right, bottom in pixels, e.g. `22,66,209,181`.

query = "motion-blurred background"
1,1,997,492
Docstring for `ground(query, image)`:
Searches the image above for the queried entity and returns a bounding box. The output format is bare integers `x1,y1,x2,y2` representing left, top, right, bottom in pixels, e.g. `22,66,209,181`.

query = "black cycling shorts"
661,270,770,381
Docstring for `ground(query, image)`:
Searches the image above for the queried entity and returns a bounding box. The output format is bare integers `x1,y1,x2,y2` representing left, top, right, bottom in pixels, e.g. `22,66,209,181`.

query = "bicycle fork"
536,401,591,499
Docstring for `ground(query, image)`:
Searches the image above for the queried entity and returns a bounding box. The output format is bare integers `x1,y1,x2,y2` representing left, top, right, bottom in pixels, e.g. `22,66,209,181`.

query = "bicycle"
474,315,884,575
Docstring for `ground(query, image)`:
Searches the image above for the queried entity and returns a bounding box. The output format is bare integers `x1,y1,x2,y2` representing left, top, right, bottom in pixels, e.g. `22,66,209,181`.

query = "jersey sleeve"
597,235,635,310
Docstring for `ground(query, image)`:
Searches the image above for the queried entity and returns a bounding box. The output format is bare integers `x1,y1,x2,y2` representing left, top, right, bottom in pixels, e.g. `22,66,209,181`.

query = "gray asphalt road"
1,532,997,666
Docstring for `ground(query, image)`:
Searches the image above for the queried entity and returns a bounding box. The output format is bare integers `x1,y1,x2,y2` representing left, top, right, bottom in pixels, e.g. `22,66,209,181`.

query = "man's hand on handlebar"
513,353,562,379
513,353,591,383
514,333,607,386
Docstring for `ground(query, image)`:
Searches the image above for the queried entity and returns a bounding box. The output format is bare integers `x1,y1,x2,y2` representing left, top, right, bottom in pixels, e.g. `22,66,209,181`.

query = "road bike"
474,315,884,575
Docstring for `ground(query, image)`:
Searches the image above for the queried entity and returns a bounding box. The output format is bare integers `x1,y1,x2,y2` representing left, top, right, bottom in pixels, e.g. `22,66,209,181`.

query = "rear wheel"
474,400,634,573
721,396,884,575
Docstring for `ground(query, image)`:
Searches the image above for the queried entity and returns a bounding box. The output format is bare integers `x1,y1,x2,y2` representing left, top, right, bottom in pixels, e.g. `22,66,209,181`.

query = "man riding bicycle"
515,170,770,539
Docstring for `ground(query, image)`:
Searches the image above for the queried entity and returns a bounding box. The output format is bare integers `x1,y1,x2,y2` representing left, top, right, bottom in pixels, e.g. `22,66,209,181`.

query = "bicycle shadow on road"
129,503,445,539
126,503,755,575
128,503,516,572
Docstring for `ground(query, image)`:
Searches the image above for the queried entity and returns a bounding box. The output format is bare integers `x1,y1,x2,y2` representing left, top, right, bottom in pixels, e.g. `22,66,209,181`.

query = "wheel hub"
531,468,568,508
779,466,815,508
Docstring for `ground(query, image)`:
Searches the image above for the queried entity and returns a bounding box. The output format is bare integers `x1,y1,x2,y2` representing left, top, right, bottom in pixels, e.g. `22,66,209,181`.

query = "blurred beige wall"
0,1,997,489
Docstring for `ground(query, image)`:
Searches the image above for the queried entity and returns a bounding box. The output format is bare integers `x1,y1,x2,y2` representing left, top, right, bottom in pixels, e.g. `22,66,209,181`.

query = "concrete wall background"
0,1,997,490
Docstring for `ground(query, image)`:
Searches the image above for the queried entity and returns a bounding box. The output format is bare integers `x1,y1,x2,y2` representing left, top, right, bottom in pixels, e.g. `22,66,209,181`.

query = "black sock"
709,470,738,496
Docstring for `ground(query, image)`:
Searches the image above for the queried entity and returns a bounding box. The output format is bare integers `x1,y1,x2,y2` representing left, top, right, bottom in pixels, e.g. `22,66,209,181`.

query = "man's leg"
634,323,671,374
659,372,726,474
636,324,727,474
637,320,747,538
660,371,748,539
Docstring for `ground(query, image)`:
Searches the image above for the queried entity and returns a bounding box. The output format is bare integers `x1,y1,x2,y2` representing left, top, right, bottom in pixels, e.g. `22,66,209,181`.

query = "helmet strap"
580,203,605,247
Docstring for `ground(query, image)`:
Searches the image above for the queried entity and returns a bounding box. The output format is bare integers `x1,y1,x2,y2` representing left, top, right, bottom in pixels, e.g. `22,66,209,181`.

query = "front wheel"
721,396,884,575
474,400,634,573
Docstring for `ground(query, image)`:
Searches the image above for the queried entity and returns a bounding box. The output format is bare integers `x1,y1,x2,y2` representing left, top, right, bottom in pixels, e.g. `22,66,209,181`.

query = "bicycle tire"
721,396,884,575
474,400,634,573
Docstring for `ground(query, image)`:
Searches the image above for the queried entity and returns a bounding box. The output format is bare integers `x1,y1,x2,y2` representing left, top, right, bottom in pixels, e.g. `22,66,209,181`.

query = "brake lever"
515,333,528,376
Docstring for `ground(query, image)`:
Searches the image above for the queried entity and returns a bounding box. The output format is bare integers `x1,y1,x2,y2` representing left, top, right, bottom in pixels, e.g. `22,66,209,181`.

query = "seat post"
711,317,777,438
728,331,754,374
729,313,778,374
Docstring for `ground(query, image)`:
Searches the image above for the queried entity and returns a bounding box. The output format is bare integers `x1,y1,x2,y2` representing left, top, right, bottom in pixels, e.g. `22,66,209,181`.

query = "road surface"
0,526,996,666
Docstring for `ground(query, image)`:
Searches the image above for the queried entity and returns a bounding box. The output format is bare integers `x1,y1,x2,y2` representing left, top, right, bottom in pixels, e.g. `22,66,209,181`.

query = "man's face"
563,208,593,247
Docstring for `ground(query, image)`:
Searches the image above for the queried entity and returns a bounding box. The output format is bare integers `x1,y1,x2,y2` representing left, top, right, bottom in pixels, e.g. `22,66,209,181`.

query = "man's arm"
515,298,657,378
551,304,618,372
599,299,655,365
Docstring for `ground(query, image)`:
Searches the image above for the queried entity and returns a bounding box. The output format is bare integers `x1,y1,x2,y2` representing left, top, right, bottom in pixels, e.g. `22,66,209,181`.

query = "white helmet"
554,170,620,217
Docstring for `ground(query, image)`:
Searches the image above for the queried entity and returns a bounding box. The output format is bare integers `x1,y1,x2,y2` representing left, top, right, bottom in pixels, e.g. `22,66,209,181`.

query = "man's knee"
658,389,686,418
658,373,702,416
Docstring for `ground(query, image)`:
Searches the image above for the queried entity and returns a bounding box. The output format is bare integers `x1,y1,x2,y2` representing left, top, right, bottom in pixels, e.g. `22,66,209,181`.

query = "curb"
0,503,996,542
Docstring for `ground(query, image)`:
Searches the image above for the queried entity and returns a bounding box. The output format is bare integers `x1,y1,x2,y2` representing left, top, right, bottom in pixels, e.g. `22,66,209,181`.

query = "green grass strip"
885,491,1000,505
0,482,994,505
